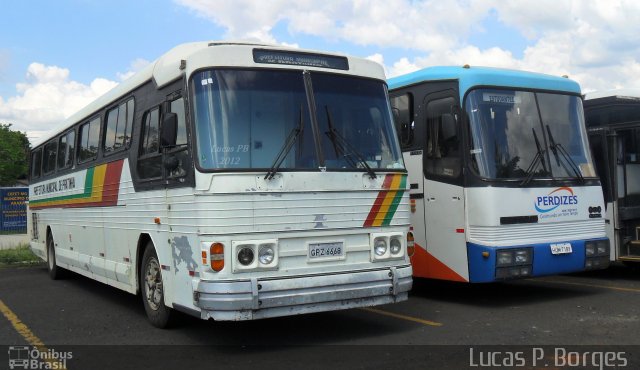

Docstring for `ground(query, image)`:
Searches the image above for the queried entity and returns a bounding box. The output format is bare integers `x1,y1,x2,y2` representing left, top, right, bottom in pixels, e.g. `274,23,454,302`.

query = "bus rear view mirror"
161,112,178,148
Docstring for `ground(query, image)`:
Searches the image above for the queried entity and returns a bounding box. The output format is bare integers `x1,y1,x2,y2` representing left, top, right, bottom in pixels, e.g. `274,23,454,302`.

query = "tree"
0,123,30,186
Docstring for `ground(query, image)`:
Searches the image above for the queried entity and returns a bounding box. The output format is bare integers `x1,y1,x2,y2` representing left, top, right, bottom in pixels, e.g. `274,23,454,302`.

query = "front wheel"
140,243,173,328
47,233,64,280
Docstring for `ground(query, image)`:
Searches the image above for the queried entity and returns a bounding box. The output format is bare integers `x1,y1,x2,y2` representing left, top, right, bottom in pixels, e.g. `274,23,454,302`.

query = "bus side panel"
418,180,469,282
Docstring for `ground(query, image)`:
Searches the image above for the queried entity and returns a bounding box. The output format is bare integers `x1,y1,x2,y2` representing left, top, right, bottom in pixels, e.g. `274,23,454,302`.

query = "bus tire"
47,233,64,280
140,243,173,328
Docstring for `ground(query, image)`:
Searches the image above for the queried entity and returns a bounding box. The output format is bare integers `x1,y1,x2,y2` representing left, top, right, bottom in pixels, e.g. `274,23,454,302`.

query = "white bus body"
28,42,411,326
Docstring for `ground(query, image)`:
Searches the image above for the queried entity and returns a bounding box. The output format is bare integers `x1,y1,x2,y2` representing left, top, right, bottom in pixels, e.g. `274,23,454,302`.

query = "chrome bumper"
194,265,412,321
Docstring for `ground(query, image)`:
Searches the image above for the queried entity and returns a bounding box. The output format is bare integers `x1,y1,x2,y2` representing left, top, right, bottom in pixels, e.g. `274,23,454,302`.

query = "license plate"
308,242,344,259
550,243,572,255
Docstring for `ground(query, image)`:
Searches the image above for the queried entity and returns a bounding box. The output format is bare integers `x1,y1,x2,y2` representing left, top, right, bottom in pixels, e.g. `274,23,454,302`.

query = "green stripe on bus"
29,167,95,206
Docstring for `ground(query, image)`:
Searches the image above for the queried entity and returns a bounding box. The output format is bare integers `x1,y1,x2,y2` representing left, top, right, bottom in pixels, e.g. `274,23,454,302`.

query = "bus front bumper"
193,265,412,321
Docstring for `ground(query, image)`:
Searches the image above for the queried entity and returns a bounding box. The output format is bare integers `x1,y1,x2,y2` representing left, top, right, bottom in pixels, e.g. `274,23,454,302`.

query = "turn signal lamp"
210,243,224,272
407,230,415,257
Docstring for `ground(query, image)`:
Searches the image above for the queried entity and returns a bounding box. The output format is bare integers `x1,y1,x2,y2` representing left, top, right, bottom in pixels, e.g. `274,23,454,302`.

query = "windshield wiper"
264,106,305,180
546,125,584,182
521,127,549,186
324,106,377,179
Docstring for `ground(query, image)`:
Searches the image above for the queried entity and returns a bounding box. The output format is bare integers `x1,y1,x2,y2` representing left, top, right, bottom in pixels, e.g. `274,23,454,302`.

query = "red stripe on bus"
363,174,394,227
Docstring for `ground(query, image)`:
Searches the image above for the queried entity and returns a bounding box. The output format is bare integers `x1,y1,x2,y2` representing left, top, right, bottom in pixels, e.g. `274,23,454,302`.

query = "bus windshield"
466,88,595,180
191,69,403,171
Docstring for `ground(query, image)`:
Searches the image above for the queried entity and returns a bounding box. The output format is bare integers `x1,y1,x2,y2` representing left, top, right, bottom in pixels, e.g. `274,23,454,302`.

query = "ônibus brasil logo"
535,187,578,213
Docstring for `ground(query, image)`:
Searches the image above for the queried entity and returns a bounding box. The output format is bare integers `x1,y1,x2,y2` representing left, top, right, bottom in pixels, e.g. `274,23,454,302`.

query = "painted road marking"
0,298,67,369
360,307,443,327
534,278,640,293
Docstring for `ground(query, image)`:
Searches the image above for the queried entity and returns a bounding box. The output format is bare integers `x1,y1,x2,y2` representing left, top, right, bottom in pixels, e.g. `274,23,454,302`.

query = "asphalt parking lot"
1,264,639,369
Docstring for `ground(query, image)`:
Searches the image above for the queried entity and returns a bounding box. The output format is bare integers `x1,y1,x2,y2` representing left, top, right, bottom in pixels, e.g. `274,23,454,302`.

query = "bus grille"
467,220,605,246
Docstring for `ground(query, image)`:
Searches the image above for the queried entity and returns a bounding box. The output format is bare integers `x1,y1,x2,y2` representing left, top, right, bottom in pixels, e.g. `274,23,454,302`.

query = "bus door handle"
426,197,436,202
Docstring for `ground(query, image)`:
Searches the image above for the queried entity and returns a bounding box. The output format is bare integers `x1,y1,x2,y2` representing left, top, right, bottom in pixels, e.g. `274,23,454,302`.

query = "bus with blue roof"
388,65,609,282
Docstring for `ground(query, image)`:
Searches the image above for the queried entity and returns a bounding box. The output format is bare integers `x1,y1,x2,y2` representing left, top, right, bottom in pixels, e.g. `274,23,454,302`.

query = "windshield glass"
191,69,403,171
466,89,595,180
312,73,403,170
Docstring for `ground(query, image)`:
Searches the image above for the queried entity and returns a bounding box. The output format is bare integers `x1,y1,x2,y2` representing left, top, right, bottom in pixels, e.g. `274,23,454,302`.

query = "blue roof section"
387,66,581,99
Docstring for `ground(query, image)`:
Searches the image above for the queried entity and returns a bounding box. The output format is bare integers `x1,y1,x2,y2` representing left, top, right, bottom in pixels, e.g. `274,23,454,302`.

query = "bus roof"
387,66,581,99
32,41,386,148
584,88,640,101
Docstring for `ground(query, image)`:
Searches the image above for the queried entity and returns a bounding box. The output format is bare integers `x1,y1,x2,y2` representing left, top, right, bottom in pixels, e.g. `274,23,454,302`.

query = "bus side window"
42,140,58,175
31,148,42,179
104,98,135,154
425,97,460,178
138,107,162,179
57,130,75,170
390,93,414,149
167,97,189,178
170,97,187,146
78,117,100,163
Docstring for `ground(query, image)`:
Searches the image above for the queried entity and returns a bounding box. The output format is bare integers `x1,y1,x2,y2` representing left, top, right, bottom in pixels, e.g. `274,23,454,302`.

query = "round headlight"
374,239,387,256
390,238,402,255
259,245,275,265
237,247,254,266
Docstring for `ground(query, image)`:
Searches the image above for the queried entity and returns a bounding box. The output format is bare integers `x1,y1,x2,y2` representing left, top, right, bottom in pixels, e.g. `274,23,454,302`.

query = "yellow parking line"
0,298,66,370
0,298,45,346
360,307,443,327
534,278,640,293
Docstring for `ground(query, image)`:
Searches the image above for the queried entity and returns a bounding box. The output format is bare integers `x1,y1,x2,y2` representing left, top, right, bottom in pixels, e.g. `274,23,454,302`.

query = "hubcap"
144,257,163,311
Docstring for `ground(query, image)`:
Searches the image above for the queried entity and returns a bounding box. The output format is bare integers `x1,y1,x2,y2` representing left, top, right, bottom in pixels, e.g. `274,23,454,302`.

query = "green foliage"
0,245,41,266
0,123,30,186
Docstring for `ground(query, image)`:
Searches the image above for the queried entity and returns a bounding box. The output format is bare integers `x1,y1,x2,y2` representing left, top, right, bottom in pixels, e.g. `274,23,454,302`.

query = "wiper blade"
264,106,304,180
521,127,548,186
324,106,377,179
546,125,584,182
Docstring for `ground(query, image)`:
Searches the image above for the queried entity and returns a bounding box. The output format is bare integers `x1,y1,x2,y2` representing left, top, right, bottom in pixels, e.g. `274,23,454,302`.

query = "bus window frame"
421,89,464,186
30,148,43,180
42,139,58,176
77,116,102,165
103,97,136,157
57,129,76,171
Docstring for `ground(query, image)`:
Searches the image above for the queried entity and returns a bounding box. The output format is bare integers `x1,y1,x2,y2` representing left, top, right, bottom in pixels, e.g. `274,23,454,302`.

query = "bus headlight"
514,250,532,264
585,243,596,257
374,238,387,256
496,248,532,267
231,239,279,272
495,248,533,279
237,247,254,266
596,240,609,255
259,244,275,265
585,239,609,257
390,237,402,255
496,251,514,266
584,239,610,271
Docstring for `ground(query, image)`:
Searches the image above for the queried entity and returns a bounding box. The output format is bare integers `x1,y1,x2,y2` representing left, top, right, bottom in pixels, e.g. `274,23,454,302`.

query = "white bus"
27,41,412,327
388,66,609,283
584,89,640,265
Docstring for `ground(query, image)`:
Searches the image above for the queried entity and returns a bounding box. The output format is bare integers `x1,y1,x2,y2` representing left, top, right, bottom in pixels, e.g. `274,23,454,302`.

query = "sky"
1,0,640,143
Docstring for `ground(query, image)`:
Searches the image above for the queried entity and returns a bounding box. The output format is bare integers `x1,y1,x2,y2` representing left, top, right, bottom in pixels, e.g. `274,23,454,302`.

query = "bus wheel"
47,233,64,280
140,243,173,328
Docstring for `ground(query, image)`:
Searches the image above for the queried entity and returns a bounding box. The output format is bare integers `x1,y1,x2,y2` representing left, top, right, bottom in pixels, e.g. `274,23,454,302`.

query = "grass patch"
0,245,42,266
